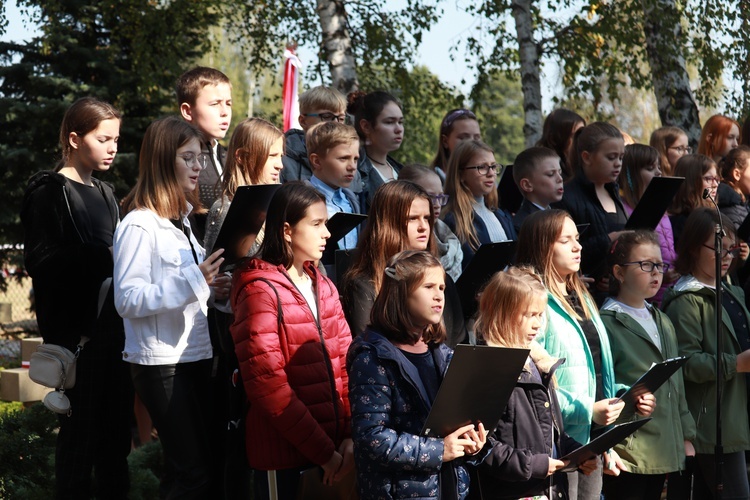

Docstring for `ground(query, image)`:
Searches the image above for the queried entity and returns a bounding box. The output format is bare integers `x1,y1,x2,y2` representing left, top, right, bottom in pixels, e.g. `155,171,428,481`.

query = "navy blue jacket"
443,207,517,271
347,329,477,499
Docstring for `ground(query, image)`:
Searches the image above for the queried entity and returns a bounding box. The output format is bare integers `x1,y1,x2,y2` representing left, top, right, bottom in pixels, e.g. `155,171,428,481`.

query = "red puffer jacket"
230,258,352,470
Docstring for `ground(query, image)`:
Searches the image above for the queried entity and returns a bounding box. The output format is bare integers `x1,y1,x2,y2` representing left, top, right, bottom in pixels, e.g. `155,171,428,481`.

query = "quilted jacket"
230,258,352,470
348,329,474,499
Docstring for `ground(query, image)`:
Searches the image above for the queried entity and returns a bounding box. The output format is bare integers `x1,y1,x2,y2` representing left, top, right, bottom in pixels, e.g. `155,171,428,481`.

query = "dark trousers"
55,330,133,500
131,359,212,500
602,471,666,500
691,452,749,499
567,457,603,500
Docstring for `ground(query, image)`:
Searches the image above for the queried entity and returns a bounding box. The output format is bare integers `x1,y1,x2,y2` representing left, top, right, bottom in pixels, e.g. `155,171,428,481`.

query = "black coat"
553,172,626,278
512,198,542,234
21,171,119,351
471,347,579,500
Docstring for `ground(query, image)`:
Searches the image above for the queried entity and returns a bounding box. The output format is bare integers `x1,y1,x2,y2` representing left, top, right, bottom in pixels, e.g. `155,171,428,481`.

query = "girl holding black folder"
601,230,696,499
662,208,750,499
348,250,487,500
471,266,597,499
516,210,655,500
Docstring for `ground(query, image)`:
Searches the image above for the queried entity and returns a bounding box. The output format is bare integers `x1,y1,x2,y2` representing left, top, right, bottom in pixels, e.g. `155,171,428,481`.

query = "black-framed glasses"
429,194,449,206
177,153,210,170
668,146,692,155
304,112,347,123
460,163,501,176
702,244,742,259
621,261,671,273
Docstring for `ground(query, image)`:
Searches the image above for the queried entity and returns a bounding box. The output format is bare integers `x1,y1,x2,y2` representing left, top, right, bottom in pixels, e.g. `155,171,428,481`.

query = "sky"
0,0,558,111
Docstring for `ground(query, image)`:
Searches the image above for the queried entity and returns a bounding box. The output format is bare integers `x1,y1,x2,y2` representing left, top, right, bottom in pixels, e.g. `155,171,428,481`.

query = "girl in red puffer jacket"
230,182,353,500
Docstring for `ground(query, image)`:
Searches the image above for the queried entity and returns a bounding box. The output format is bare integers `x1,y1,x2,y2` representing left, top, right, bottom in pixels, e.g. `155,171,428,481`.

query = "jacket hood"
528,341,562,375
601,297,654,314
284,129,307,162
717,182,743,208
661,274,713,310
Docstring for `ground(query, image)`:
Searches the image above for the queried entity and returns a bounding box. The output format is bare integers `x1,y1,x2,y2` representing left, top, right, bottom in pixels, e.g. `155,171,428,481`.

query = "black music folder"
324,212,367,253
738,212,750,242
421,344,529,438
210,184,281,269
615,356,687,420
456,240,517,319
559,418,652,472
625,176,684,230
497,164,524,214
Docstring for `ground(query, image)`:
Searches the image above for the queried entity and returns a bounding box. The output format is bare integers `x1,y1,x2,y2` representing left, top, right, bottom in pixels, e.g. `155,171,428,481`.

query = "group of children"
19,63,750,500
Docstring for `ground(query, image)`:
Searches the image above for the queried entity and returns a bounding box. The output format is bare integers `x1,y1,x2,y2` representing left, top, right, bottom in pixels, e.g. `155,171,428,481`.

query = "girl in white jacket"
113,116,226,498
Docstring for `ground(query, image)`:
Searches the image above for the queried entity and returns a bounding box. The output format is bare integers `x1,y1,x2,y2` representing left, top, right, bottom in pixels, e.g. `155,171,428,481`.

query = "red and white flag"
282,45,302,132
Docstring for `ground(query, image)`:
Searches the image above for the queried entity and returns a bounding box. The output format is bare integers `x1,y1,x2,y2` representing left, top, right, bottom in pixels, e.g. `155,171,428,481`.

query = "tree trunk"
641,0,701,145
511,0,543,147
316,0,359,95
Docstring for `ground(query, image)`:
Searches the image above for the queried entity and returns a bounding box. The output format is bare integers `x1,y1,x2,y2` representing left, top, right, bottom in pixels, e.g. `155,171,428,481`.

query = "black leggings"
131,359,213,500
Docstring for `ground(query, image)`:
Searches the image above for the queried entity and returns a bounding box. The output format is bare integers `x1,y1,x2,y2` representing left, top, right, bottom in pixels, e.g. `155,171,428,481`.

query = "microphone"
703,188,711,199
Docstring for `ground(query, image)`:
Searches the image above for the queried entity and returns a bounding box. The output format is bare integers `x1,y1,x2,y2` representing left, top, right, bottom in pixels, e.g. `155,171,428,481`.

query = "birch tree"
511,0,543,146
316,0,358,93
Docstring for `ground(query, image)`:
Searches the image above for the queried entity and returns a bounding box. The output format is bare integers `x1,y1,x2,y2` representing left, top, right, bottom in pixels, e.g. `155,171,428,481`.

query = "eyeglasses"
702,175,720,185
460,163,501,176
177,153,210,170
668,146,692,155
304,112,347,123
621,261,671,273
429,194,449,206
702,244,742,259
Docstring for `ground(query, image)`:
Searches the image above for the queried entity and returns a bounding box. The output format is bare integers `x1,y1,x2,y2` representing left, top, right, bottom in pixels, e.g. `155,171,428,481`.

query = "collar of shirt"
310,175,345,204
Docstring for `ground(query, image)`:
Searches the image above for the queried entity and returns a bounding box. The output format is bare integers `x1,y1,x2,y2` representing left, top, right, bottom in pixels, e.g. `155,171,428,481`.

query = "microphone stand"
704,188,724,499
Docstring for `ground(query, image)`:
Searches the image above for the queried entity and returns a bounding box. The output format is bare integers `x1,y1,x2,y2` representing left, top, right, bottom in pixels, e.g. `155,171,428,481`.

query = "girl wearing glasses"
618,144,678,305
668,154,719,246
399,164,463,280
650,126,690,176
555,122,627,303
698,114,741,163
431,108,482,184
600,231,695,500
662,207,750,499
442,140,516,270
114,116,227,497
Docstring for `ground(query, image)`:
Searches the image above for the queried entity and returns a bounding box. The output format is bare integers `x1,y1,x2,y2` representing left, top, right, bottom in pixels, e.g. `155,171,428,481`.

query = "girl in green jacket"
662,207,750,499
601,230,696,499
517,209,654,500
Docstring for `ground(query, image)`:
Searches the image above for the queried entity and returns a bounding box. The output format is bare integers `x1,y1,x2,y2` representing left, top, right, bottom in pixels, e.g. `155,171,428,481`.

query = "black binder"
625,176,685,230
210,184,281,269
615,356,687,420
559,418,652,472
324,212,367,253
455,241,517,319
421,344,529,438
497,163,523,214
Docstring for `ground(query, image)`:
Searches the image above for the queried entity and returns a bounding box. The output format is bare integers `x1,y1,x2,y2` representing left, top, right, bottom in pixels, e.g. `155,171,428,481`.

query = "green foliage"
0,403,57,499
0,0,220,250
226,0,443,92
472,72,526,163
127,441,163,500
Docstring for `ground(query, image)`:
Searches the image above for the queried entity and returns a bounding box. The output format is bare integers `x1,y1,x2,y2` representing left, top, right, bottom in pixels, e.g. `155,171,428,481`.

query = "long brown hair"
571,121,624,176
370,250,446,345
443,139,498,250
344,180,436,295
515,209,594,320
669,154,715,216
619,144,660,207
222,117,283,200
430,108,479,170
121,116,203,218
475,266,547,348
674,207,735,275
649,126,687,176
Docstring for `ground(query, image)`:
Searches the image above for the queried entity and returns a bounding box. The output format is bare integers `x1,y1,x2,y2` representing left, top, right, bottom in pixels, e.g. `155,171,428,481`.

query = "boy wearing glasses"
512,146,564,233
283,86,362,193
